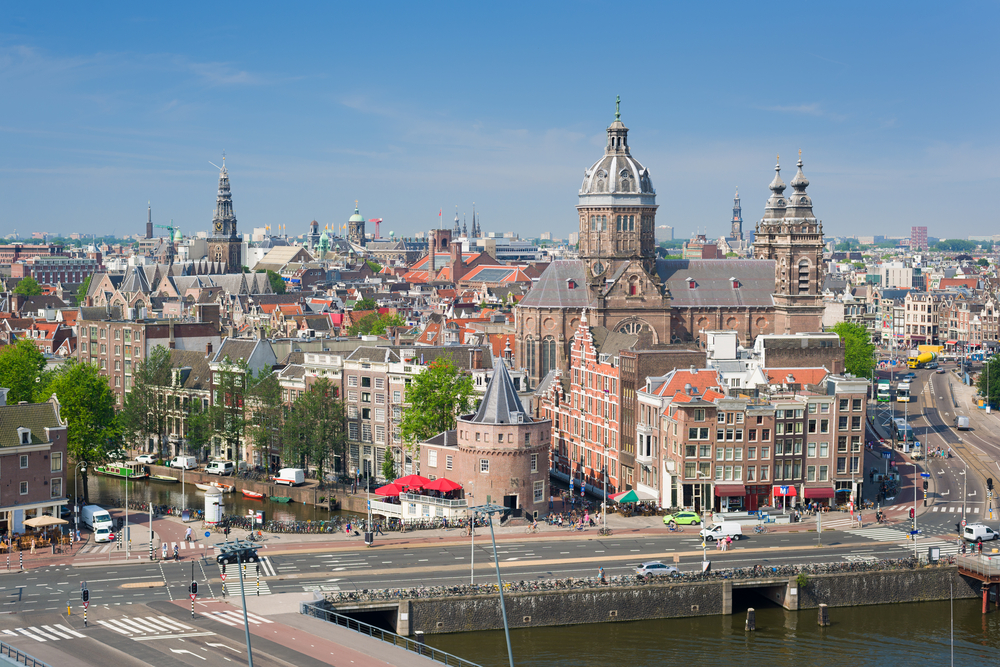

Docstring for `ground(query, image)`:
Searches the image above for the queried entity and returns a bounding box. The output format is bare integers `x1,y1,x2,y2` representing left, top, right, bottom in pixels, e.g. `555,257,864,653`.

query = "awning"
714,484,746,497
803,486,836,499
772,485,798,497
945,340,957,345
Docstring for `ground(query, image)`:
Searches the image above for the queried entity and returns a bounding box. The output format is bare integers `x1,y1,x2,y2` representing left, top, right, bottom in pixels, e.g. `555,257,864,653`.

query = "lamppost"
74,462,87,536
959,469,967,527
469,503,515,667
466,490,475,585
693,470,711,570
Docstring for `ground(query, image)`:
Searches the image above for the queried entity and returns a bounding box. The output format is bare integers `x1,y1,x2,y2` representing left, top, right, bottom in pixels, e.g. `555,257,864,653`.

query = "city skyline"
1,4,998,239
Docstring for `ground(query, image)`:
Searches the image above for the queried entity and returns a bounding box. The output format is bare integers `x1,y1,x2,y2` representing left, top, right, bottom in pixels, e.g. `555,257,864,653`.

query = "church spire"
761,155,787,222
785,150,817,222
731,188,743,241
212,156,237,238
146,201,153,239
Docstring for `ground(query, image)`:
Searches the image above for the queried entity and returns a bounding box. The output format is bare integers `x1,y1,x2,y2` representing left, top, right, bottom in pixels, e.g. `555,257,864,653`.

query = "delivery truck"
955,415,970,430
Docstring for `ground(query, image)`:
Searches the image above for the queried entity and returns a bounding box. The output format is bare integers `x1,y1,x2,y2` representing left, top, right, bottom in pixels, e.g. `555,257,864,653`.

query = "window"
480,458,490,473
838,416,848,430
393,390,402,403
685,445,696,458
428,450,437,467
747,466,756,481
361,392,371,403
851,436,862,451
820,404,830,414
837,457,847,474
819,465,828,481
726,448,734,461
348,405,358,418
808,403,817,414
776,423,784,435
375,425,385,443
524,433,531,446
807,465,816,482
375,393,385,405
50,477,62,498
685,462,696,479
534,480,544,503
807,443,816,458
19,481,28,495
694,409,706,422
715,465,724,480
446,455,453,470
20,455,28,469
819,442,829,458
718,412,726,424
852,399,862,411
348,375,358,387
362,408,371,420
349,423,359,440
748,447,757,460
794,440,803,455
839,399,848,411
51,452,62,472
761,446,770,459
735,413,744,424
748,429,757,442
735,429,743,442
851,416,862,431
348,391,358,402
808,419,816,433
362,423,372,442
699,445,711,458
820,419,829,433
760,465,769,481
531,453,538,473
716,447,724,461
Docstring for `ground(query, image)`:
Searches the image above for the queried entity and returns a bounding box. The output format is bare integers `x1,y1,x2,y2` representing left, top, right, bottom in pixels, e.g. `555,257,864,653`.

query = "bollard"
84,606,87,627
256,562,260,597
746,607,755,631
19,551,23,571
818,604,830,627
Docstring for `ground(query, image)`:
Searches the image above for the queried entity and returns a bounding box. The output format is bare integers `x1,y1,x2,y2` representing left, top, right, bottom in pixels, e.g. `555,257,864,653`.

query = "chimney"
168,321,176,349
206,341,213,356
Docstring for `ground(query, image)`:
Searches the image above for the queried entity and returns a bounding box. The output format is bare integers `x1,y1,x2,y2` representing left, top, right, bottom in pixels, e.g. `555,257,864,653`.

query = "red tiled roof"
764,367,829,386
652,369,722,398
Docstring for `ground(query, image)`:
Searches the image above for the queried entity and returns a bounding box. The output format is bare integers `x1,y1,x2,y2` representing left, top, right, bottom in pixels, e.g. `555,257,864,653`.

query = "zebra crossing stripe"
39,625,73,639
52,624,85,638
149,616,191,632
97,619,136,635
14,628,48,642
136,617,178,633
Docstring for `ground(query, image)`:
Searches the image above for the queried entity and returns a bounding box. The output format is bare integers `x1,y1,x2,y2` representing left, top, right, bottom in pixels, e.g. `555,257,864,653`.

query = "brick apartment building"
0,391,68,535
77,307,221,405
0,244,64,265
11,256,103,285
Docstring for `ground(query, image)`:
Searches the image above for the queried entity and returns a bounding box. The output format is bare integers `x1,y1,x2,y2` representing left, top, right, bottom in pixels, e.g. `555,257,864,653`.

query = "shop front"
772,484,798,511
714,483,746,513
803,485,836,509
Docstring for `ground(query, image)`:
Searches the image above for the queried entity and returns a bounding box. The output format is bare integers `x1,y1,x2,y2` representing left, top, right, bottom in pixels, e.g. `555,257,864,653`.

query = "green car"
663,511,701,526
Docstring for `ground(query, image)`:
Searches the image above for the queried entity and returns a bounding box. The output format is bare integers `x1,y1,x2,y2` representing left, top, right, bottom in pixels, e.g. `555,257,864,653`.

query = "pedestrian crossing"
96,615,209,638
816,516,858,530
78,541,207,555
2,625,85,643
843,526,911,542
217,557,275,595
931,505,980,514
207,610,274,628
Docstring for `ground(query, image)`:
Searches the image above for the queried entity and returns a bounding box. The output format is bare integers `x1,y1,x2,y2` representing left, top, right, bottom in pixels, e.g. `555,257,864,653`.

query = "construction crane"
154,223,176,239
368,218,383,239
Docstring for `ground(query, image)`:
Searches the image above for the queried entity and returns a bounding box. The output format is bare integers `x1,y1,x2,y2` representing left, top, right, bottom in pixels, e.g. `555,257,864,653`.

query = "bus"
876,379,892,402
892,418,917,454
896,382,911,403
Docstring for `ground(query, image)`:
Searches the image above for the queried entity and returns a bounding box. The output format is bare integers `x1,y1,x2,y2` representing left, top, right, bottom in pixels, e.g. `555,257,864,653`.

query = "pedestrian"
75,529,81,542
162,542,168,560
345,521,352,536
185,526,192,542
584,511,591,528
979,541,984,556
375,522,384,537
30,538,36,555
599,567,606,584
549,494,554,512
173,544,179,561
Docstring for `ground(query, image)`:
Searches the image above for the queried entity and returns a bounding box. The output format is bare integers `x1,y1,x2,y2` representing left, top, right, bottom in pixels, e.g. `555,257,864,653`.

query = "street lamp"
693,470,711,570
466,490,475,585
74,462,87,536
469,503,515,667
959,469,967,527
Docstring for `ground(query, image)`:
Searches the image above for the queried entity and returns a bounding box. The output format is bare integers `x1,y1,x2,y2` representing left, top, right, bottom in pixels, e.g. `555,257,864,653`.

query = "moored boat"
149,474,178,483
209,481,235,493
94,462,149,480
194,483,213,491
242,489,265,499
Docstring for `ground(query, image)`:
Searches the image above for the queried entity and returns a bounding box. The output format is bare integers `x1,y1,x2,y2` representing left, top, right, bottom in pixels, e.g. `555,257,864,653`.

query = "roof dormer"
17,427,31,445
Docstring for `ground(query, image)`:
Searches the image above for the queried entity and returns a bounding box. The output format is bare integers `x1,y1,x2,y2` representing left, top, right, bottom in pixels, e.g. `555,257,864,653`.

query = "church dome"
349,206,364,223
578,100,655,205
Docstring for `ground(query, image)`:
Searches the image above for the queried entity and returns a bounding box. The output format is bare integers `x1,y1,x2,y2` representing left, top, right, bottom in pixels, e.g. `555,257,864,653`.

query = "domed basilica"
515,103,826,387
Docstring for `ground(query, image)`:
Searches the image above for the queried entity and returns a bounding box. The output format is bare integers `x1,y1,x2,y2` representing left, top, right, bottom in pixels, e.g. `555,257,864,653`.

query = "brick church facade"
515,105,826,388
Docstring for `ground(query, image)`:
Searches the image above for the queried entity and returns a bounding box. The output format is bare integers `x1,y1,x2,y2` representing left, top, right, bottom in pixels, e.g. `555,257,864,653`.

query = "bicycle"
753,524,768,534
525,523,540,534
667,521,683,532
598,526,613,536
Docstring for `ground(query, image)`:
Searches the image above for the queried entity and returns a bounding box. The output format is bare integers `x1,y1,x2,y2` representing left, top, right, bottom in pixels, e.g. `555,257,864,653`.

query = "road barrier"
0,639,51,667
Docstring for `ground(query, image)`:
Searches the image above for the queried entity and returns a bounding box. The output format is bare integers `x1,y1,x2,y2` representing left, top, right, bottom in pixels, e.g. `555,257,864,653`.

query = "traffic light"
190,582,198,595
221,562,226,575
82,589,89,603
988,478,994,491
923,481,929,490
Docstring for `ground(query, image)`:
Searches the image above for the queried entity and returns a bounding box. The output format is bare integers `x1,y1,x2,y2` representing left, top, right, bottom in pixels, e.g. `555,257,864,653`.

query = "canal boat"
194,483,213,491
94,462,149,480
242,489,265,500
209,481,235,493
149,474,179,483
269,496,293,503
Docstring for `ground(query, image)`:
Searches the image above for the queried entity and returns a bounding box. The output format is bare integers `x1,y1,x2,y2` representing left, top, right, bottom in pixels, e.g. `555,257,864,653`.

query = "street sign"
189,594,196,601
367,501,371,510
882,452,892,459
204,531,211,538
220,573,227,581
83,601,89,609
962,519,967,527
910,530,919,535
921,472,931,478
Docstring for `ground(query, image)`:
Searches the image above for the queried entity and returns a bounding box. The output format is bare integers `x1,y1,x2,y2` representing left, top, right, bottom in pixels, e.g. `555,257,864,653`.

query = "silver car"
635,561,679,579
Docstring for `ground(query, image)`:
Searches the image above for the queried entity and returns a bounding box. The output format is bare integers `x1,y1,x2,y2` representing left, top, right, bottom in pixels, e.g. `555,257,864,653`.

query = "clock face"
214,221,223,233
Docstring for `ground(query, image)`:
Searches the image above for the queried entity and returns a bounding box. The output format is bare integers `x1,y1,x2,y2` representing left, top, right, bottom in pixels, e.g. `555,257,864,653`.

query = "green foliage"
282,378,346,481
40,361,117,504
399,358,474,451
977,258,989,267
13,276,43,296
852,262,866,270
381,447,397,482
353,297,378,311
76,275,92,305
977,357,1000,408
255,269,286,294
0,339,47,403
212,356,251,463
184,401,214,457
118,346,172,458
366,260,383,274
935,239,978,252
725,252,738,258
831,322,876,379
658,240,684,249
245,370,284,466
875,240,900,248
796,573,809,589
348,312,405,336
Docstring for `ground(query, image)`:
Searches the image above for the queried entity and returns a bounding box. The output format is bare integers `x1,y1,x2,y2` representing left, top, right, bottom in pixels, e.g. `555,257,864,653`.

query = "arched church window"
628,275,640,296
541,336,556,378
525,337,535,378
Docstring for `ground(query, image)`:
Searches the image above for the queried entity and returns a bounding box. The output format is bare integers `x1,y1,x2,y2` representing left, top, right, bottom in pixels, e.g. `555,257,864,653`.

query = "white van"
274,468,305,486
700,522,744,541
169,456,197,470
81,504,113,531
963,523,998,543
206,460,234,476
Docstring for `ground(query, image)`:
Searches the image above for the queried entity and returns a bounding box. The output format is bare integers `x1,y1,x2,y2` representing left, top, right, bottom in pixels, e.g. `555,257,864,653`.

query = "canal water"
70,474,359,523
426,598,1000,666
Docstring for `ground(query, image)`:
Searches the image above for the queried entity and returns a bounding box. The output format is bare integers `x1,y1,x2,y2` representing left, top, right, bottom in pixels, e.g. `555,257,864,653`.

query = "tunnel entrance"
731,586,785,613
331,605,399,632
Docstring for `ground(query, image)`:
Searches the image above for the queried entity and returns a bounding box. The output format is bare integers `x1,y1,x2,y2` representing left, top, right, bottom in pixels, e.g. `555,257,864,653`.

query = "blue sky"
1,3,998,241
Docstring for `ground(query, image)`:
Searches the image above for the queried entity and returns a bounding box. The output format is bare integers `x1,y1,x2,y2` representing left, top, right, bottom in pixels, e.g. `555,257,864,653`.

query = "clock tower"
209,156,241,274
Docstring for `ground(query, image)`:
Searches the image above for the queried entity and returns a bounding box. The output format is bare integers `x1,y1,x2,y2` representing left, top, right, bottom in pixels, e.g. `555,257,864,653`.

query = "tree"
265,269,286,294
184,399,214,459
831,322,876,380
978,258,989,267
381,447,397,482
282,378,346,482
936,239,978,253
76,275,92,305
118,346,172,459
0,339,47,404
353,297,378,311
977,357,1000,408
212,356,251,464
40,361,117,505
245,369,283,469
366,259,383,274
13,276,42,296
399,358,474,452
348,312,405,336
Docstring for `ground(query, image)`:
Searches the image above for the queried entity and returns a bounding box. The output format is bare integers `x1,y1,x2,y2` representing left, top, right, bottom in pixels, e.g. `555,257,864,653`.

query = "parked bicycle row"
323,557,924,603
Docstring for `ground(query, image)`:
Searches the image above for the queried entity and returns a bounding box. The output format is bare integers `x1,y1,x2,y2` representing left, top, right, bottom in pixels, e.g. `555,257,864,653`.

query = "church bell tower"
209,156,241,273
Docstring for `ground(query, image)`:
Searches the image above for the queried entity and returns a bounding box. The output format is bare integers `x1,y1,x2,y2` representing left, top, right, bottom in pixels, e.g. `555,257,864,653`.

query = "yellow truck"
907,345,942,369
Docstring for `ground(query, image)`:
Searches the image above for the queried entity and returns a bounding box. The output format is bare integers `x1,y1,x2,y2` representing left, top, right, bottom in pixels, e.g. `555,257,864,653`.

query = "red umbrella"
422,478,462,493
394,474,430,489
374,482,405,497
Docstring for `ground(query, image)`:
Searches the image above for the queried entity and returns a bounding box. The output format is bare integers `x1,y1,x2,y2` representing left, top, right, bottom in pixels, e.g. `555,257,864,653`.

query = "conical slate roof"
469,359,529,424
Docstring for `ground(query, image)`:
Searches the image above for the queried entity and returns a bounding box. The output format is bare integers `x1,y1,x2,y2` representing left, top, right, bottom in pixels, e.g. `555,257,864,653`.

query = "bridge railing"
956,554,1000,578
0,639,51,667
